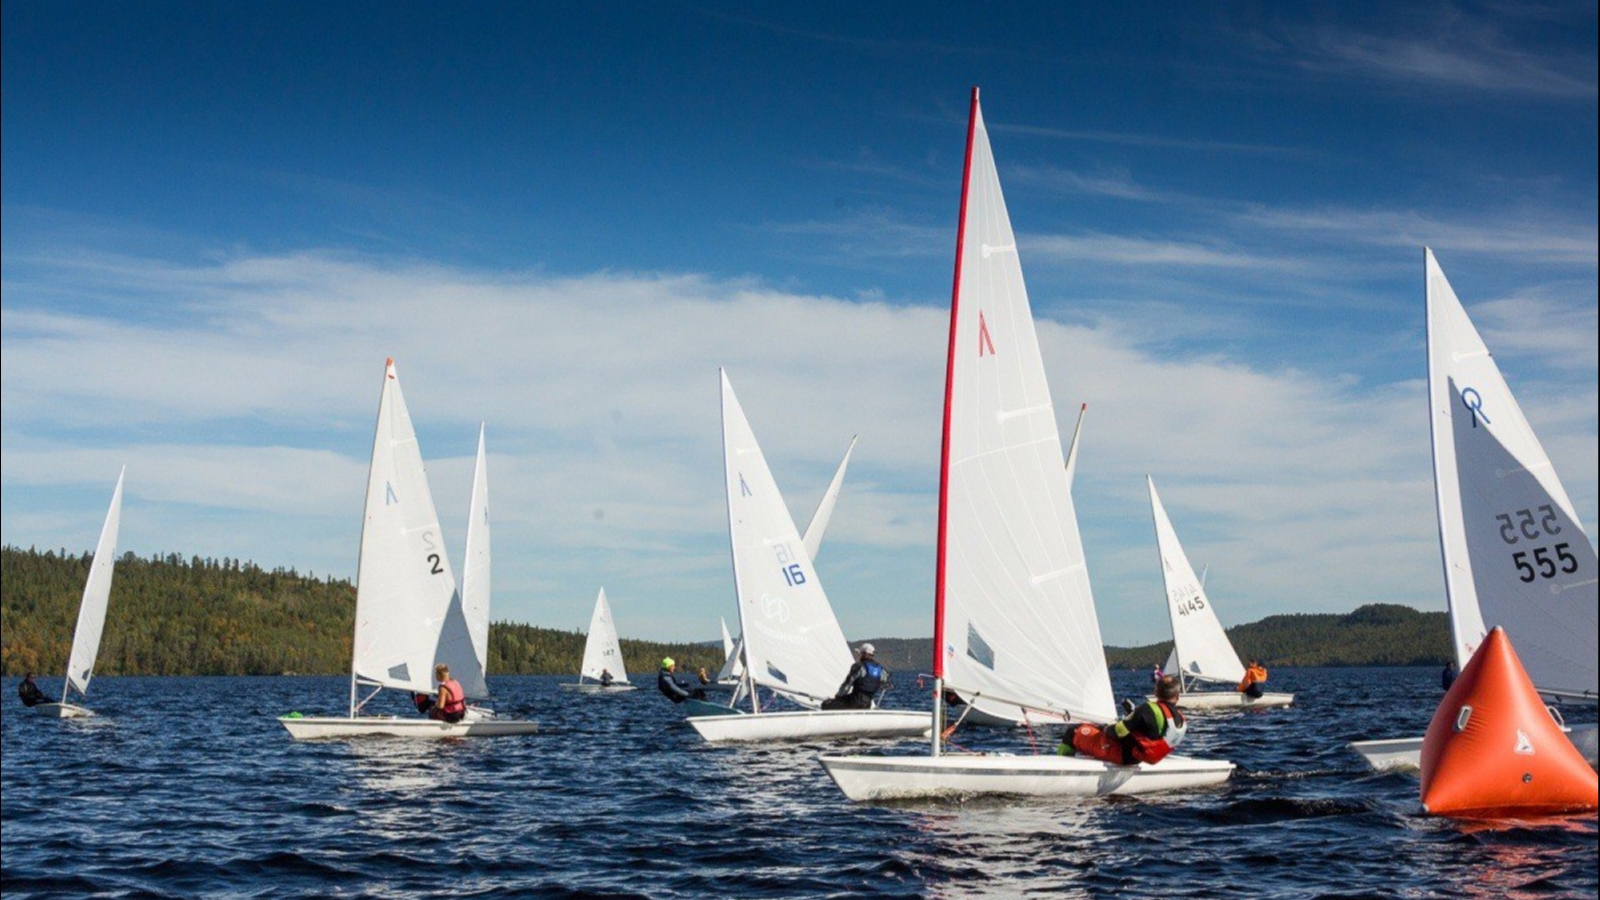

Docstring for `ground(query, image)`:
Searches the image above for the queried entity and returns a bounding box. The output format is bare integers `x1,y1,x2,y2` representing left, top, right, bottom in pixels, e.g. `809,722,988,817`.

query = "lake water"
3,667,1595,899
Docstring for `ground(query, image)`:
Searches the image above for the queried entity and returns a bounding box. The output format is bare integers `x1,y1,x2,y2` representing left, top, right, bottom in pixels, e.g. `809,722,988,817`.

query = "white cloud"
2,250,1594,646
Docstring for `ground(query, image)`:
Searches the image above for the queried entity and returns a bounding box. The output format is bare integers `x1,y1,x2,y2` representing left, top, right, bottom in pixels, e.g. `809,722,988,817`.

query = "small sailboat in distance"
34,468,125,719
1147,476,1292,710
561,588,637,692
1349,251,1597,771
279,360,536,739
820,89,1233,799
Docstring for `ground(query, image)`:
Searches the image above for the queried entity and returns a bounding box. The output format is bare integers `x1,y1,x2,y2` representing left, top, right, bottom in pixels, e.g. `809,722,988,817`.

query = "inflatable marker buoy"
1420,627,1598,817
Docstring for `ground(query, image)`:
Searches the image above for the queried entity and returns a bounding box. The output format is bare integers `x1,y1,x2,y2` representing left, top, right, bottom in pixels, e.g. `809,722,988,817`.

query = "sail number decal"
1169,585,1205,617
773,542,807,587
1495,506,1579,583
422,531,445,575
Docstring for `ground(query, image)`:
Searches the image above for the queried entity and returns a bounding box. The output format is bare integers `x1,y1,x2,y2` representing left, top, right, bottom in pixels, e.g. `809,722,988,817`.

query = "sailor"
1237,660,1269,699
17,672,48,707
599,668,615,688
822,643,886,710
1057,675,1188,766
657,658,705,704
425,663,467,723
1440,661,1458,692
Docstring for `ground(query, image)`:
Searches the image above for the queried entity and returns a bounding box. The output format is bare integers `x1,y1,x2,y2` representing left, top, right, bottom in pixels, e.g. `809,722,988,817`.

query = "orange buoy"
1420,627,1598,817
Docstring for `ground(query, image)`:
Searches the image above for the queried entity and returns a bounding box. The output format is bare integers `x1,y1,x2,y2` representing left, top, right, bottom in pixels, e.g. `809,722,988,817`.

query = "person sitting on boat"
1237,660,1269,699
599,669,615,688
1057,675,1187,766
822,643,886,711
17,672,48,707
657,658,706,704
1150,664,1164,687
1440,661,1458,692
412,664,468,723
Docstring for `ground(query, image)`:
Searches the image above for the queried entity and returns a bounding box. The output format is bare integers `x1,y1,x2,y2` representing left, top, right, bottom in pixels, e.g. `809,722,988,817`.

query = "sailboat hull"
1157,691,1294,710
1350,723,1599,772
688,708,930,743
33,702,94,719
557,683,638,693
278,715,539,740
819,752,1234,801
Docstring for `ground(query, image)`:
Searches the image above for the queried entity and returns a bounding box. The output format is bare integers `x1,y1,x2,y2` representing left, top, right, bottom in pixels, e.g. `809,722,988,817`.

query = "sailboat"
34,469,125,719
820,89,1234,799
685,370,931,743
279,360,537,739
561,588,637,692
704,435,857,695
1350,250,1597,770
1147,476,1293,710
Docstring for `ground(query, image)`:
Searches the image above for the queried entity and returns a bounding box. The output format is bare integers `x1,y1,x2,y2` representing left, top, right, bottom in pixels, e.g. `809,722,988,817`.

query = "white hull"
558,682,638,693
1350,722,1599,772
688,708,930,743
1156,691,1294,710
33,702,94,719
820,751,1234,801
279,715,539,740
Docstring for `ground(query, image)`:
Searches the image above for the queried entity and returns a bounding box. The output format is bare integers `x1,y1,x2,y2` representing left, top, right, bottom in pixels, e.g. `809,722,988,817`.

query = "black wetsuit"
822,659,885,710
17,678,48,707
657,669,704,703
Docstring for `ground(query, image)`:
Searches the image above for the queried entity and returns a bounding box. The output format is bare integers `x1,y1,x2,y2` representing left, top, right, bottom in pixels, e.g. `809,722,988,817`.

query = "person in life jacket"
1056,675,1188,766
416,663,467,723
656,658,706,704
17,672,49,707
822,644,887,710
1238,660,1269,699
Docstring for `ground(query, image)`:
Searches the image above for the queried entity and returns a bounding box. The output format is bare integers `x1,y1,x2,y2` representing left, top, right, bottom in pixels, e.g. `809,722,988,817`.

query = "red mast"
932,87,980,682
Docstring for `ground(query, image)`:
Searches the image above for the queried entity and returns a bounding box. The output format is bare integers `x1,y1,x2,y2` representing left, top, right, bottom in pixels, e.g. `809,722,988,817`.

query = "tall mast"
932,86,981,756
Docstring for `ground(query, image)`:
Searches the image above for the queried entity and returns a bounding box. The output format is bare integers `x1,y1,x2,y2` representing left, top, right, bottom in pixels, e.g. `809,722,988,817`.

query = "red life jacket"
439,679,466,715
1127,700,1186,765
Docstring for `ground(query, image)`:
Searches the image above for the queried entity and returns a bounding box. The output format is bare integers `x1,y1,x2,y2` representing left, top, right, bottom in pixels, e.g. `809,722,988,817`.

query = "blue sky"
3,2,1595,646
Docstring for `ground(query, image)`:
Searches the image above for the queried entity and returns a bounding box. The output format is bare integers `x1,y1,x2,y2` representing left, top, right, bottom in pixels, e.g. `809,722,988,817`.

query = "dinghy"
280,361,537,739
1146,477,1292,710
34,469,125,719
1349,251,1597,770
1420,627,1597,816
706,436,857,695
685,371,929,743
820,89,1233,800
560,588,637,692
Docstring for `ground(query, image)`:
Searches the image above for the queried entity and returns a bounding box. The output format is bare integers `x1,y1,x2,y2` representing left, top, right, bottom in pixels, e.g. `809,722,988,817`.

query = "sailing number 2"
1495,505,1580,583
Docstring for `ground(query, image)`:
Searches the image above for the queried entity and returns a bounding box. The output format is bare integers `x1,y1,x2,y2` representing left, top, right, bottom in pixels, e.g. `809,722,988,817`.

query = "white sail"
1148,477,1246,685
720,617,736,660
801,436,857,562
721,369,855,706
578,588,628,683
1063,404,1087,490
64,468,125,699
352,359,460,696
938,98,1116,725
449,424,492,699
1426,249,1597,699
715,617,745,683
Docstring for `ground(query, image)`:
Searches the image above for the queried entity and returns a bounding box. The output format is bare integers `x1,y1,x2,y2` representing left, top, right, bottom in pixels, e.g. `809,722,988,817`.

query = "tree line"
3,545,1448,678
0,546,722,678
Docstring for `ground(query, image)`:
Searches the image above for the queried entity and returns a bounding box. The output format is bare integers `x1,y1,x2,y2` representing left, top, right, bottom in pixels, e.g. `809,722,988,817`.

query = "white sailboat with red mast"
820,89,1233,799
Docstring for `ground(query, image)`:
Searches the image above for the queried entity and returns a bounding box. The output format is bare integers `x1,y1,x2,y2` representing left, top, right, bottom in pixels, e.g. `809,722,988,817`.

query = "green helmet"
661,657,675,669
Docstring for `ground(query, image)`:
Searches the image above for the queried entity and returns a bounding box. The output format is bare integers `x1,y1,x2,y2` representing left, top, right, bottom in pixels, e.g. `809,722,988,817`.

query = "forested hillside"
3,546,1448,677
0,546,722,677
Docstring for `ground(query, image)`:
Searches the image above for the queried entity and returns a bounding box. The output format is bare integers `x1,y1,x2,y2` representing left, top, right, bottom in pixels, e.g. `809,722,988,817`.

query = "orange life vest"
1238,664,1267,691
1127,700,1186,765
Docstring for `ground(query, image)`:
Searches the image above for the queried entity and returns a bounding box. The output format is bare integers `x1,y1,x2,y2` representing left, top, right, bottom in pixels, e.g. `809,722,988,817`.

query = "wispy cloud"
2,249,1593,645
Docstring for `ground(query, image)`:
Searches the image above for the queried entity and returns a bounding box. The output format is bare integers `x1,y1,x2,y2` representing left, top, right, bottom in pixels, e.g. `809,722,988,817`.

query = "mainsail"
1426,249,1597,699
351,359,461,696
1148,476,1246,685
580,588,629,683
721,369,855,706
64,468,125,699
443,424,493,699
935,93,1116,725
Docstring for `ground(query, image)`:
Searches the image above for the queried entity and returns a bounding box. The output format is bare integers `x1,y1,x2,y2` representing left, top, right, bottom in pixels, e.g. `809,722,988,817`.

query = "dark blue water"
3,668,1595,899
